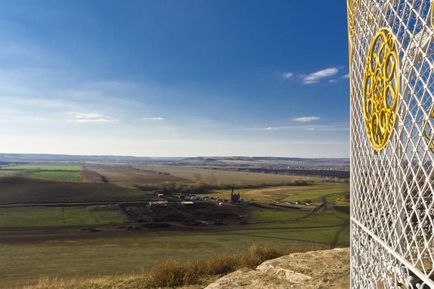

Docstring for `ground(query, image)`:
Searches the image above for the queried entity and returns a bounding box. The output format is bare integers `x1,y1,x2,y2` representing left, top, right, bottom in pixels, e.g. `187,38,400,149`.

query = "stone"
204,247,350,289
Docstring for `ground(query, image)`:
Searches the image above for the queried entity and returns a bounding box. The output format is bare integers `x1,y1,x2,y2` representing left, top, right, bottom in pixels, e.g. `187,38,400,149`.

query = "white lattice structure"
348,0,434,288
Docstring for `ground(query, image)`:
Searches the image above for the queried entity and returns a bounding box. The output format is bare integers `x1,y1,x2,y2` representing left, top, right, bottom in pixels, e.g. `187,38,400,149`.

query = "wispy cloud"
68,112,118,123
232,123,348,132
282,72,294,79
292,116,320,123
301,67,339,84
143,116,165,121
342,73,350,79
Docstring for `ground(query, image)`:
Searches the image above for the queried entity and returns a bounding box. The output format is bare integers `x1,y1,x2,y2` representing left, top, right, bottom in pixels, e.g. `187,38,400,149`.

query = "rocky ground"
204,247,350,289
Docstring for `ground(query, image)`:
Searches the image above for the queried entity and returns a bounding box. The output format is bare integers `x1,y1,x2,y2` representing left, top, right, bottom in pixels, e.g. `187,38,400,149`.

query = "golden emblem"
363,27,400,151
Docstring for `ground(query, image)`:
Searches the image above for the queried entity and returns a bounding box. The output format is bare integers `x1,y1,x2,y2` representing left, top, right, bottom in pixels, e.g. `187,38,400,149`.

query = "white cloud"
293,116,320,123
342,73,350,79
282,72,294,79
328,79,338,83
232,122,348,132
68,112,118,123
143,117,165,121
301,67,339,84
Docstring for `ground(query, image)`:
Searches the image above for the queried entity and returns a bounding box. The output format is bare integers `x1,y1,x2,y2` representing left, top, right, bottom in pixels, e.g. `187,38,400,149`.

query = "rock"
204,248,349,289
205,268,298,289
257,263,312,283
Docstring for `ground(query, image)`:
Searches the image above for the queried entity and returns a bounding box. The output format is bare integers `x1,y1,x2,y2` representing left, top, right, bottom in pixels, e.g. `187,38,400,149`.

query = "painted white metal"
348,0,434,288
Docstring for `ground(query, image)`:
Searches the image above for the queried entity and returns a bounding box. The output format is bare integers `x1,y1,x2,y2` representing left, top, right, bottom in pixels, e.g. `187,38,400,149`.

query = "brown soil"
120,202,249,227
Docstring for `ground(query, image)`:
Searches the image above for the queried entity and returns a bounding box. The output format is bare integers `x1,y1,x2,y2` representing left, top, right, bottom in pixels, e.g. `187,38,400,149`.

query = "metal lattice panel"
348,0,434,288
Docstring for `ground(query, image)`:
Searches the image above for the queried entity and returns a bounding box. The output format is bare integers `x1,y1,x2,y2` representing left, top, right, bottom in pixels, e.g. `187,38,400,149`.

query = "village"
148,187,314,209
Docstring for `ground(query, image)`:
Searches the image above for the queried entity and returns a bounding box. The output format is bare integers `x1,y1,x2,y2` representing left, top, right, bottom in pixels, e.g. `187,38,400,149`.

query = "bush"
144,243,288,287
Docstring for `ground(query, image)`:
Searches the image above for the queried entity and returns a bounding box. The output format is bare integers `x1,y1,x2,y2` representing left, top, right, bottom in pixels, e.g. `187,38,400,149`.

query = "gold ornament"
363,27,400,151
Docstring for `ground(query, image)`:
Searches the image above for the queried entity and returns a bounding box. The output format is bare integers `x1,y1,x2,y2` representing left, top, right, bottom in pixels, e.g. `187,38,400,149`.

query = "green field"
0,206,126,228
0,207,348,288
1,165,81,171
0,165,83,182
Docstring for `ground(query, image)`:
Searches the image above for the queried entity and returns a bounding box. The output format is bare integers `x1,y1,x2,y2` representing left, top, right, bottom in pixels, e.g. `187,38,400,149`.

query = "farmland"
1,165,81,171
0,158,350,288
0,165,83,182
0,206,126,228
140,164,319,186
201,183,349,205
0,177,151,204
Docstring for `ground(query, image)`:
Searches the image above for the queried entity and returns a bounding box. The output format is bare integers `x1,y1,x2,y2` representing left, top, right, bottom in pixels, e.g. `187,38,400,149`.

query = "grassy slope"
0,206,349,288
21,244,296,289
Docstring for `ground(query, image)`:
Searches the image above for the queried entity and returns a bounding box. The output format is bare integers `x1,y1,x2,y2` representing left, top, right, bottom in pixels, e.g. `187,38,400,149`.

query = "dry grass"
21,243,316,289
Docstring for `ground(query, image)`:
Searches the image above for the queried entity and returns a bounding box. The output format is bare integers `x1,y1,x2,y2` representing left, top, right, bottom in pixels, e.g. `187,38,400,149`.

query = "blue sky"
0,0,350,157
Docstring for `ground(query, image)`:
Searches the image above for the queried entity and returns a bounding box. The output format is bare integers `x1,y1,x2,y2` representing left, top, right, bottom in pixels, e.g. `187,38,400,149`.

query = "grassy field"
0,206,126,228
85,165,185,187
0,165,83,182
142,165,321,186
26,171,83,182
200,182,349,205
0,177,153,204
23,243,294,289
0,162,350,288
0,207,348,288
1,165,81,171
0,170,19,176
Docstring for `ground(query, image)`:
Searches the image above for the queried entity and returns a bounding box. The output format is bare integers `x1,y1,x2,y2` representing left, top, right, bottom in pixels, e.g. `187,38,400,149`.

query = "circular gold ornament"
363,27,400,151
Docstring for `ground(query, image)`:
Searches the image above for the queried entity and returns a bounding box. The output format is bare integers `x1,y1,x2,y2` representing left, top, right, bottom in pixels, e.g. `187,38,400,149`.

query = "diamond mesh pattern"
348,0,434,288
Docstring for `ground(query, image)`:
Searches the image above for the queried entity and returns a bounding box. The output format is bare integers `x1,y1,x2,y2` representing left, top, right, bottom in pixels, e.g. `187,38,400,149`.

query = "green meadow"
0,165,83,182
1,165,81,171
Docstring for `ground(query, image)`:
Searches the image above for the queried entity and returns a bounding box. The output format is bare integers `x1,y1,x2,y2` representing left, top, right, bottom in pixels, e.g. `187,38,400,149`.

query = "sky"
0,0,350,158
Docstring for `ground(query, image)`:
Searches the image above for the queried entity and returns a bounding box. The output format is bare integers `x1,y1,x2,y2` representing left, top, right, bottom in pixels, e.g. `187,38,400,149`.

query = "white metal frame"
348,0,434,288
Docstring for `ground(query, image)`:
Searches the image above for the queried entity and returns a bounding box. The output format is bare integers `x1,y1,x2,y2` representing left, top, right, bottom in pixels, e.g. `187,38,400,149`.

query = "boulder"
205,247,349,289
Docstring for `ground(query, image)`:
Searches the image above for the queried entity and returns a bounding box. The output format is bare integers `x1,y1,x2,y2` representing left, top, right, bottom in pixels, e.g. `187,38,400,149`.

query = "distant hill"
0,153,168,163
0,154,349,178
